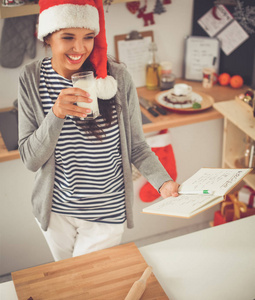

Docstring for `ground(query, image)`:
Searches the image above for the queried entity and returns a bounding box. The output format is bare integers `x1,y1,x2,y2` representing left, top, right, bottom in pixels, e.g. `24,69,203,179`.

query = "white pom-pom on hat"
96,76,118,99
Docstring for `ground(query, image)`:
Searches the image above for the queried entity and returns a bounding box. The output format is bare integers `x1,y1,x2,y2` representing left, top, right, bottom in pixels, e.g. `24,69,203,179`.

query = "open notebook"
143,168,252,218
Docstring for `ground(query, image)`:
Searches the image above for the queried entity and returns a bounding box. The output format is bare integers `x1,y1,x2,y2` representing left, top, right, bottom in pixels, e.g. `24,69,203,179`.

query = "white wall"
0,0,194,108
0,0,223,276
104,0,193,76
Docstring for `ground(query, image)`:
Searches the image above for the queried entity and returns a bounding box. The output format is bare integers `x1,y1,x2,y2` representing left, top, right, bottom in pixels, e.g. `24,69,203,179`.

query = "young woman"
18,0,179,261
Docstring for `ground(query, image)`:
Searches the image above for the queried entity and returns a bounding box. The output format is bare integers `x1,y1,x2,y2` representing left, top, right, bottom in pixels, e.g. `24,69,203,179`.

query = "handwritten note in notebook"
143,168,252,218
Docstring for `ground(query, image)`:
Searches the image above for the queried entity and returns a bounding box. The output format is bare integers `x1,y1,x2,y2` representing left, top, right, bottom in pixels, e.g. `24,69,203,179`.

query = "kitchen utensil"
139,97,159,117
125,266,153,300
139,97,167,116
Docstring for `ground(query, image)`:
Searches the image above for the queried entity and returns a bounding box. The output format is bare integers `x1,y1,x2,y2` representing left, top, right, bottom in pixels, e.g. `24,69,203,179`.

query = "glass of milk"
71,71,100,120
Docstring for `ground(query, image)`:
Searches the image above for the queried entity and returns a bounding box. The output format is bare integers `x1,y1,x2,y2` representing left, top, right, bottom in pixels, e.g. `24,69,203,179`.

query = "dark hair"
73,58,117,140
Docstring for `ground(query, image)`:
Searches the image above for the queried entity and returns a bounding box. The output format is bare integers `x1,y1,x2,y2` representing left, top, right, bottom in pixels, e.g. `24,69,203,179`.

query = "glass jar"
160,61,175,90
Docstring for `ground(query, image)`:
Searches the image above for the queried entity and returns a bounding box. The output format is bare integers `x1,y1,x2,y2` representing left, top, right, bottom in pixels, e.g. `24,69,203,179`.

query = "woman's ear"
43,34,51,47
44,38,50,46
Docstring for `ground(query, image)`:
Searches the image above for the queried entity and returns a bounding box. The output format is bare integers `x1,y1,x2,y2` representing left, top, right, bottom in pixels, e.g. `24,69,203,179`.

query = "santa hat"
37,0,117,100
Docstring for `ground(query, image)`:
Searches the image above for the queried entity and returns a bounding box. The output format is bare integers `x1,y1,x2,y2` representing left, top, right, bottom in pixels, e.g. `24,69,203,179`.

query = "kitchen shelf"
214,100,255,190
0,0,134,19
0,3,39,19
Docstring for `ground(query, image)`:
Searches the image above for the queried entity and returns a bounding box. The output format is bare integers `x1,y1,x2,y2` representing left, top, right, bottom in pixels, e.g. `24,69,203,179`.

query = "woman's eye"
61,36,94,41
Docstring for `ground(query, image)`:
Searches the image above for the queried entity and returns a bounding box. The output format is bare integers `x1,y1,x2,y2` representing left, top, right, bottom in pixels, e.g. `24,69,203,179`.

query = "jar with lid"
160,61,175,90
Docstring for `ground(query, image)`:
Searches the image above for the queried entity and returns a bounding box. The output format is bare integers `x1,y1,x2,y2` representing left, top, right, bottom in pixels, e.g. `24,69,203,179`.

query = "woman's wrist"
158,181,168,193
52,106,65,119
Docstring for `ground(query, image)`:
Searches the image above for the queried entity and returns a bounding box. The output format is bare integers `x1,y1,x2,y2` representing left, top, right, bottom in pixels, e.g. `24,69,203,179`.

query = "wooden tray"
12,242,168,300
155,90,214,113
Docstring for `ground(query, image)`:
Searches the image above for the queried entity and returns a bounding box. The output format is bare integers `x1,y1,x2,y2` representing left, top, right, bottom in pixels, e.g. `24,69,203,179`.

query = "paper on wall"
197,5,233,37
216,20,249,56
117,37,152,87
197,4,249,56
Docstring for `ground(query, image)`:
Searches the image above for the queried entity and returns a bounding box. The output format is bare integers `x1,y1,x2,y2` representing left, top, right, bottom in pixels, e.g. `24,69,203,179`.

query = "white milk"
73,79,99,118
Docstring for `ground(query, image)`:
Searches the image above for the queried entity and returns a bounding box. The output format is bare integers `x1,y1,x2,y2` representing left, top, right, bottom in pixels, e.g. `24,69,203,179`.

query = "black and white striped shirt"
39,58,126,224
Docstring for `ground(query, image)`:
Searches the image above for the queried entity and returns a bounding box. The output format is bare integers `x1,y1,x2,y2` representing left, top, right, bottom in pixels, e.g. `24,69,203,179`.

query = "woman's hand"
159,180,180,198
52,87,92,119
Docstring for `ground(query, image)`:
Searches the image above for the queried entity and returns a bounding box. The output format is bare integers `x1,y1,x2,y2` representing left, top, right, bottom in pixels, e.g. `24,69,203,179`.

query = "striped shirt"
39,58,126,224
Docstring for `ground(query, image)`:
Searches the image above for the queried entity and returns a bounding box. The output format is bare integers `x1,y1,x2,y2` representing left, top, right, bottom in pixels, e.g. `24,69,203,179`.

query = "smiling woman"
17,0,179,262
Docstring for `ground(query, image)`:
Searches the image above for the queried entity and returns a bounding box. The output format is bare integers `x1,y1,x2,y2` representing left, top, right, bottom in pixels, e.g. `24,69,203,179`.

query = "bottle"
146,42,160,90
160,61,175,90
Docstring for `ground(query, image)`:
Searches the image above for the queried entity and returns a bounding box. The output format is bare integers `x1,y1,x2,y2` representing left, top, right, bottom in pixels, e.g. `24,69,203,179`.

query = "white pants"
36,212,125,261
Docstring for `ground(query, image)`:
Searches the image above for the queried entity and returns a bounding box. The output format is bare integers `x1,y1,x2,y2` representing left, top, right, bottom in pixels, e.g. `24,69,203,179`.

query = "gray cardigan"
18,59,172,231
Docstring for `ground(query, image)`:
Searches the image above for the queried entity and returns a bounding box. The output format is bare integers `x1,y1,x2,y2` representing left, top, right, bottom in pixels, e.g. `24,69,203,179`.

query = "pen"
178,190,214,195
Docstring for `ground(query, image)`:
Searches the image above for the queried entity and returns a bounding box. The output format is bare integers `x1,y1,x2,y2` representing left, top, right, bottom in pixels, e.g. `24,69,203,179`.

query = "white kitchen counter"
2,216,254,300
0,281,17,300
139,215,255,300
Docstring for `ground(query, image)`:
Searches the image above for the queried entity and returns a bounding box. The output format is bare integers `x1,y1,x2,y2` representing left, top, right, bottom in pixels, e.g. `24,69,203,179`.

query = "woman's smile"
66,54,84,64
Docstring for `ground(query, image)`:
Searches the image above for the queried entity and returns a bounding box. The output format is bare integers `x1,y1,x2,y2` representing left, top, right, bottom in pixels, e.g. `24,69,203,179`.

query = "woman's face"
46,27,95,79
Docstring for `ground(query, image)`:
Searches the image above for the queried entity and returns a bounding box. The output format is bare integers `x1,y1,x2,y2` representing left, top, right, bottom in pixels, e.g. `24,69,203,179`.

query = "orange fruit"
218,73,231,86
230,75,243,88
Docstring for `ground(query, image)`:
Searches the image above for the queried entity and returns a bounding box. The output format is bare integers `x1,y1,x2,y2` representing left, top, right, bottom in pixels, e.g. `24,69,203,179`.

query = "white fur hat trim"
38,4,99,41
96,76,118,100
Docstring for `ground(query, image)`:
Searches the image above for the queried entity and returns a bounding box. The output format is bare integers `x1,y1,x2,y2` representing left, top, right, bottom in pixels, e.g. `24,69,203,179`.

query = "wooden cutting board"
12,242,168,300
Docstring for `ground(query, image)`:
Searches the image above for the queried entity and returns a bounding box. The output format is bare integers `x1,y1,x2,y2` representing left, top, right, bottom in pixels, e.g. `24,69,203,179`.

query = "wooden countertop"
12,242,168,300
138,79,249,133
0,80,249,163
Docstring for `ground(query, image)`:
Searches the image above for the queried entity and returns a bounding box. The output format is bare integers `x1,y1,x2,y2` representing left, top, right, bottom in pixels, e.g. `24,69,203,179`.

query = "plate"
155,90,214,113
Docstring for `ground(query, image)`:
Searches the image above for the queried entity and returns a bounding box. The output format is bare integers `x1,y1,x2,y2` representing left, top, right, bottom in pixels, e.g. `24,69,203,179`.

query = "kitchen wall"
0,0,223,276
0,0,194,108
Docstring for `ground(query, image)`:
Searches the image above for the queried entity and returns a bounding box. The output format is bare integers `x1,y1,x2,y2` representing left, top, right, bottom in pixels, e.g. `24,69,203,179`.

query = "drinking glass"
71,71,100,120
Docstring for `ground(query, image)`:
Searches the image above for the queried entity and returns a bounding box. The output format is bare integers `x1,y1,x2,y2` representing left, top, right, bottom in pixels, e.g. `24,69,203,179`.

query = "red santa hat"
37,0,117,100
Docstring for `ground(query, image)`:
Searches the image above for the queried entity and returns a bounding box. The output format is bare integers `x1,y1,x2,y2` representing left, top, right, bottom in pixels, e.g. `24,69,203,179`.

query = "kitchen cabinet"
0,0,133,19
214,100,255,190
